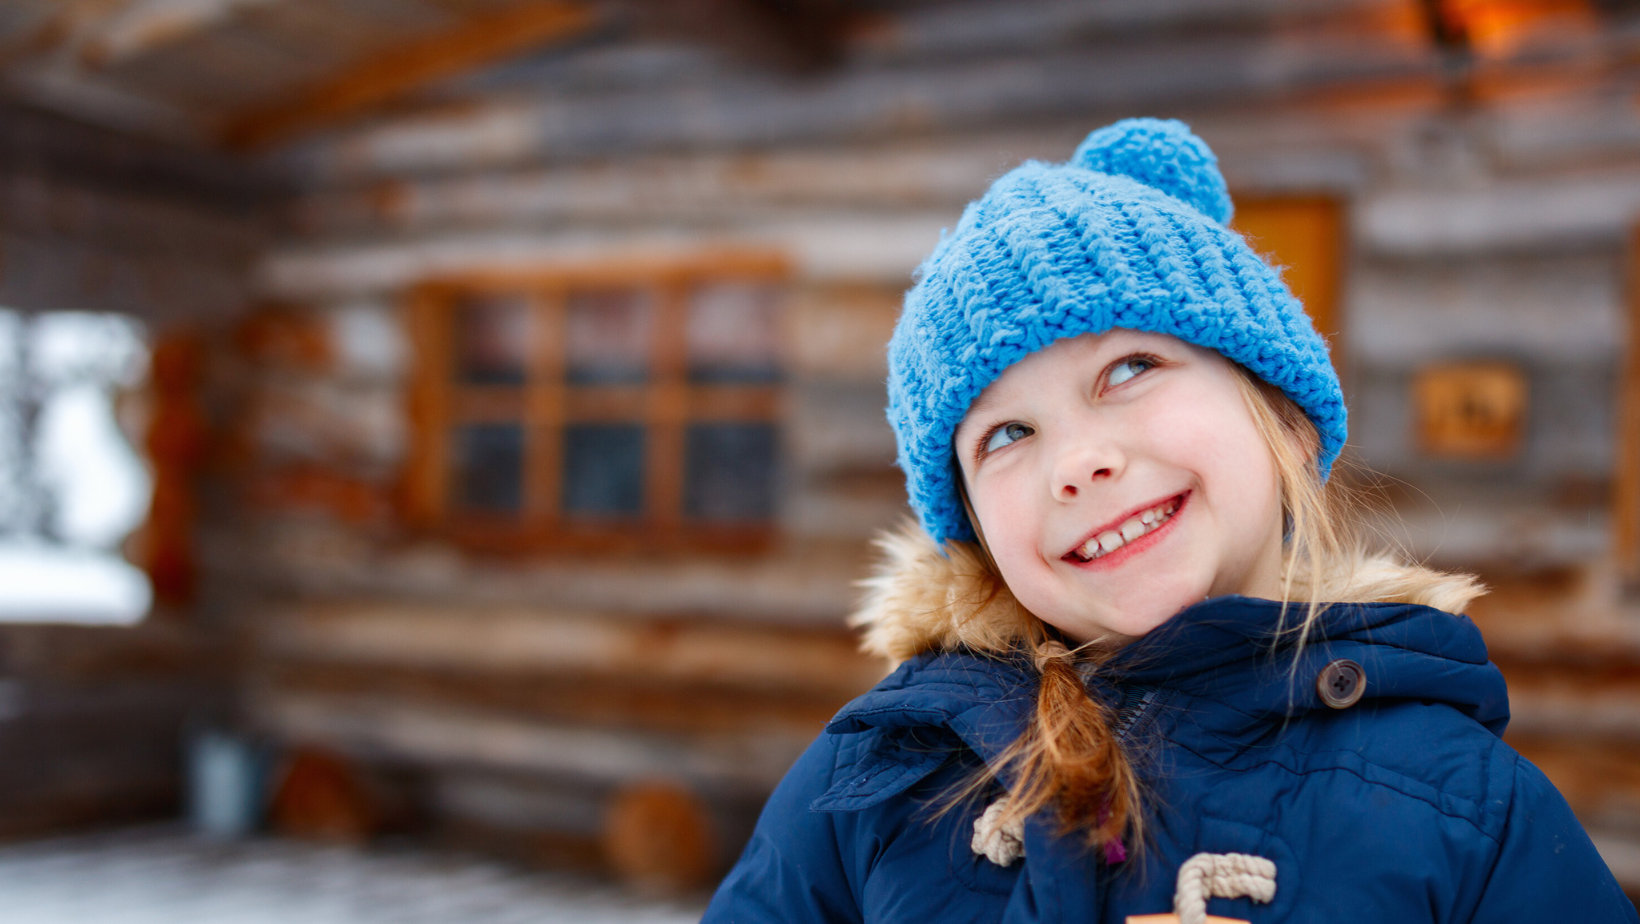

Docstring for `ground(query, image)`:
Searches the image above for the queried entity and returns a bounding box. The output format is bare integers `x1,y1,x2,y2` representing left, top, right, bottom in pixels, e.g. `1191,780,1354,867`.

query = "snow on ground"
0,540,151,624
0,826,707,924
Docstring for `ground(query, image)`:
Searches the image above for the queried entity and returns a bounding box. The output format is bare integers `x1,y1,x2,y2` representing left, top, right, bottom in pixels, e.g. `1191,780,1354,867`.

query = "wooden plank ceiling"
0,0,850,151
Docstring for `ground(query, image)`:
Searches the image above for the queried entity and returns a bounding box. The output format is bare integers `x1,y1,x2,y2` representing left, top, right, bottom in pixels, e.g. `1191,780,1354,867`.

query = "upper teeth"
1076,497,1180,561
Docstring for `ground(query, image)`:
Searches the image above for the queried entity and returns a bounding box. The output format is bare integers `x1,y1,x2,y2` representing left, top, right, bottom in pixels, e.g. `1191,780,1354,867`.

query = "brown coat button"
1316,658,1366,709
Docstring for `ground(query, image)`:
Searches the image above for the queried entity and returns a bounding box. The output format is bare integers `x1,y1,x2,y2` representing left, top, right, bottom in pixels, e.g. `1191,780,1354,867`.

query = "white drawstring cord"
1172,852,1277,924
970,796,1025,866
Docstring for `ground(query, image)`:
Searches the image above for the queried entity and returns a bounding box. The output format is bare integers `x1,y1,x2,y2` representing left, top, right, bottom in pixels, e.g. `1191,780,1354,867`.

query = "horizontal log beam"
252,688,811,793
261,660,848,739
256,213,951,296
255,601,885,700
220,2,596,152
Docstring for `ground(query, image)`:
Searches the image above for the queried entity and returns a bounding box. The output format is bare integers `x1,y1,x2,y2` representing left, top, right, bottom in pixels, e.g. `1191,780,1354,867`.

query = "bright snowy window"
0,310,152,624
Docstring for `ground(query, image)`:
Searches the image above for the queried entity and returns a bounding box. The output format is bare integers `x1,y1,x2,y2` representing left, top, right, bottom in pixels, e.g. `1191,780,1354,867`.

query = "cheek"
971,468,1038,552
1137,387,1280,524
969,468,1058,598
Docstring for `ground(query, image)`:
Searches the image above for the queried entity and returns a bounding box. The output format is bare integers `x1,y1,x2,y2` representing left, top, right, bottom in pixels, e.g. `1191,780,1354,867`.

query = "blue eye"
1106,356,1155,388
984,422,1033,453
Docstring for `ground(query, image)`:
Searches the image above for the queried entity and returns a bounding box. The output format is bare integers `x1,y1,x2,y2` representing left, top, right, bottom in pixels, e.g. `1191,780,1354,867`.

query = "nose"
1050,433,1123,502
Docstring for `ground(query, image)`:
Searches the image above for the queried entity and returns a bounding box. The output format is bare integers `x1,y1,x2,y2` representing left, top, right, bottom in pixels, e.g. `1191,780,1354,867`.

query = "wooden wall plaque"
1412,361,1528,460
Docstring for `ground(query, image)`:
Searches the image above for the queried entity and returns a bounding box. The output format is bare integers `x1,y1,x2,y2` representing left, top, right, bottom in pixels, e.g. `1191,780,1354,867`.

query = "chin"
1099,608,1183,640
1093,584,1209,639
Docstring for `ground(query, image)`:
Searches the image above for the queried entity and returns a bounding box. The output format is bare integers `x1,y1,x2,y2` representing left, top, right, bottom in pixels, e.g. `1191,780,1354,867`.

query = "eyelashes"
967,351,1167,464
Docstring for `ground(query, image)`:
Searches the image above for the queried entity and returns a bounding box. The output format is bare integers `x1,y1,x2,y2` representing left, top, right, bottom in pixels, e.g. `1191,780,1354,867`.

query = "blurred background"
0,0,1639,917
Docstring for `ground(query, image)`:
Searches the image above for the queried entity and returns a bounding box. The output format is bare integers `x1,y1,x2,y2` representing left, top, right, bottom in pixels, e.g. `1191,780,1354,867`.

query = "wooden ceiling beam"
0,0,131,69
79,0,286,69
219,1,596,152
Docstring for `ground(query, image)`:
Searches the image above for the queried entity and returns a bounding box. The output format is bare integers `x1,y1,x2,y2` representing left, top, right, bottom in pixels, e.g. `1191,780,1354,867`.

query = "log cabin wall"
0,101,264,834
8,0,1640,891
229,0,1640,884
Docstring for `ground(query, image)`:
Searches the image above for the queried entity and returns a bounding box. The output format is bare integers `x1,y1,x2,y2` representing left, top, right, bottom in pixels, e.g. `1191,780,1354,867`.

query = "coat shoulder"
1173,692,1520,846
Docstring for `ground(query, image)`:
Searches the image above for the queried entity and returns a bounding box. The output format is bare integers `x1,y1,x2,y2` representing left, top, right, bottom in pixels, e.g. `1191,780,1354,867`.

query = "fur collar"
848,521,1486,668
850,522,1035,667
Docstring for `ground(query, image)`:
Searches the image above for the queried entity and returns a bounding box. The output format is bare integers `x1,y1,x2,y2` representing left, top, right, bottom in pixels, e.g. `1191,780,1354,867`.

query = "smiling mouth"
1064,493,1186,564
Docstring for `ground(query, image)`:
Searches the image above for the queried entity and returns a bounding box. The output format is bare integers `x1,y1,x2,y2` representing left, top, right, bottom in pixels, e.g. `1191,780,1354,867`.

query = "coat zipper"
1110,683,1164,745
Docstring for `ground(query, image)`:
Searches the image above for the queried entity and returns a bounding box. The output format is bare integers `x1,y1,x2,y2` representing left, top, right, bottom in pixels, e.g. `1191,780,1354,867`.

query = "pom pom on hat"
1071,117,1233,225
886,117,1346,545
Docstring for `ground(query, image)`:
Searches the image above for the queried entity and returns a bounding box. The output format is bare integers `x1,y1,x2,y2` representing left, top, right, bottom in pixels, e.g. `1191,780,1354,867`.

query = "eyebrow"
958,390,1001,441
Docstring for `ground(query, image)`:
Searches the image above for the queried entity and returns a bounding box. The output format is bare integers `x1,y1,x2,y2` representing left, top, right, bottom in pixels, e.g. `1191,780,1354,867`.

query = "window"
0,310,152,624
405,254,786,552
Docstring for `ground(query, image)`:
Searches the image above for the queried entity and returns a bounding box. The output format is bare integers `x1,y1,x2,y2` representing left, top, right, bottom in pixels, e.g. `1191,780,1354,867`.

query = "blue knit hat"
887,117,1346,545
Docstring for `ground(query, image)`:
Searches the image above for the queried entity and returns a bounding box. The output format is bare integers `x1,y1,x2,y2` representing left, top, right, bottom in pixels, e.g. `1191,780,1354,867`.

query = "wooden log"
255,602,886,699
256,214,952,297
1358,168,1640,256
1616,225,1640,585
285,144,1039,234
299,22,1444,177
260,659,846,740
249,688,812,794
268,747,377,844
143,333,210,608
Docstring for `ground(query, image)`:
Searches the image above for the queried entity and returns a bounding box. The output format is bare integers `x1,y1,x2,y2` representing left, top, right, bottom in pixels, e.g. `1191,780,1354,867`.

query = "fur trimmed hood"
849,522,1035,667
848,520,1487,667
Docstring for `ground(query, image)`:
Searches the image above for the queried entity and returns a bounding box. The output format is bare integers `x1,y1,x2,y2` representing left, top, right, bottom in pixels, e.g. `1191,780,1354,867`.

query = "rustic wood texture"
245,600,881,802
0,621,226,839
268,747,378,845
256,601,884,699
143,333,210,607
1413,361,1529,459
1616,226,1640,582
1230,197,1345,358
220,2,596,150
602,781,719,893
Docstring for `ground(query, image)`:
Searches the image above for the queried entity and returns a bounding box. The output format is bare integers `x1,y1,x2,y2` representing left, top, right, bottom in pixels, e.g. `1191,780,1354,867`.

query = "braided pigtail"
982,637,1142,856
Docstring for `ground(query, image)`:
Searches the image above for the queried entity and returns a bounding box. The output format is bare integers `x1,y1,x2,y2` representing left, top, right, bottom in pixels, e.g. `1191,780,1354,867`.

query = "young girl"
701,119,1636,923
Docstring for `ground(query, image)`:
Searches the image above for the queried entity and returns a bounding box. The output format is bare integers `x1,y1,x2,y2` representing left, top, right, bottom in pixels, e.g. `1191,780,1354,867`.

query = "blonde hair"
855,365,1486,858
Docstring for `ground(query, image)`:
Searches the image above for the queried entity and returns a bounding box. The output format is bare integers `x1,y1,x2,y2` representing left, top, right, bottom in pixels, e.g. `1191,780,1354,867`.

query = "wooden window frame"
403,251,788,555
1229,195,1347,374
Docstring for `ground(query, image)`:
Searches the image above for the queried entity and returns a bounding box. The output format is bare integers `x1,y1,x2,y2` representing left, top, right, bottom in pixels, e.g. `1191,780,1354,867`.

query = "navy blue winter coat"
704,596,1636,923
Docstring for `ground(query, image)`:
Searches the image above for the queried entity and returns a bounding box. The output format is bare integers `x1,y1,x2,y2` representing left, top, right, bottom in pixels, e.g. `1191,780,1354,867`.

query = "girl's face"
954,330,1285,645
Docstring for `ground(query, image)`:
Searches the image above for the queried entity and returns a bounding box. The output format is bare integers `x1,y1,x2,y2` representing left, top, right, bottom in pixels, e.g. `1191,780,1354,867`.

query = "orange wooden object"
602,781,719,893
234,309,332,370
268,748,377,845
143,334,209,607
1413,361,1528,459
1230,197,1346,368
247,463,388,525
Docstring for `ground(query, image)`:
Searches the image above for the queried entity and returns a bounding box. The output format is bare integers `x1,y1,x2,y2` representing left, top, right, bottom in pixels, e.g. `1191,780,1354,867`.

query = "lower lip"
1065,491,1189,572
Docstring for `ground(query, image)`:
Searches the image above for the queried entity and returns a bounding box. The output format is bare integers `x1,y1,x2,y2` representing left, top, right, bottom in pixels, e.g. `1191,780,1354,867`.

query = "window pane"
453,424,523,514
566,289,654,384
454,295,533,385
562,424,644,517
687,283,780,383
685,423,776,521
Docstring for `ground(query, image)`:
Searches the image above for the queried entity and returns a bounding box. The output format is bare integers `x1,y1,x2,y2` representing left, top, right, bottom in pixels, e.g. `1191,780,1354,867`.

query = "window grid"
406,255,786,554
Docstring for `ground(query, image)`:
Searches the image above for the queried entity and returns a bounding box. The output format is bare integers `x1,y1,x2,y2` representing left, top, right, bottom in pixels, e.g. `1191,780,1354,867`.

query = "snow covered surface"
0,540,150,624
0,825,708,924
